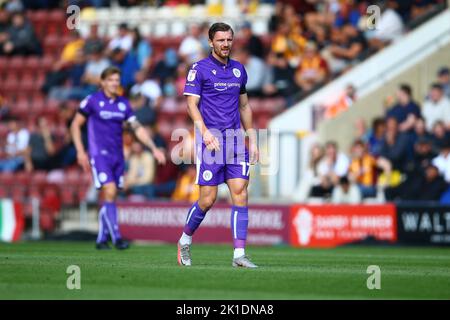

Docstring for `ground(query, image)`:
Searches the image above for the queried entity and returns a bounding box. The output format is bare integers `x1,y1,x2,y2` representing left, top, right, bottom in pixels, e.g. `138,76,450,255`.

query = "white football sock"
233,248,245,259
179,232,192,246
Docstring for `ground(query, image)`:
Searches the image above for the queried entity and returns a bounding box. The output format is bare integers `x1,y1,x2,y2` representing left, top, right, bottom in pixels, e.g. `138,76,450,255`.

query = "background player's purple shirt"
183,54,248,132
78,91,135,158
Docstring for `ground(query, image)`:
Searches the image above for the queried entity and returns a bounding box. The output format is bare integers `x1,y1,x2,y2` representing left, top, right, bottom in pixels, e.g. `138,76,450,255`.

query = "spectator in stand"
0,8,10,55
130,70,163,110
410,116,433,146
171,165,199,202
432,140,450,183
271,21,306,68
422,83,450,131
0,118,29,172
265,51,299,104
385,84,421,133
333,0,361,28
57,30,85,69
129,92,156,126
368,117,386,158
152,48,178,88
124,141,155,199
178,23,204,65
24,117,57,172
437,66,450,98
348,139,391,198
385,164,448,202
83,23,104,56
268,2,284,33
379,117,410,172
82,45,110,87
353,117,369,143
331,176,362,204
366,0,404,50
404,137,436,177
233,46,270,97
116,27,152,90
430,120,450,151
3,11,41,56
311,141,350,198
239,21,264,59
292,142,324,202
321,23,367,76
106,22,132,56
295,41,328,94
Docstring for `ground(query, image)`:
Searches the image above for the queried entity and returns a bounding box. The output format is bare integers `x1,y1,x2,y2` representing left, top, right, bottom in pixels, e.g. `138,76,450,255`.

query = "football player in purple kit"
71,66,166,250
177,23,259,268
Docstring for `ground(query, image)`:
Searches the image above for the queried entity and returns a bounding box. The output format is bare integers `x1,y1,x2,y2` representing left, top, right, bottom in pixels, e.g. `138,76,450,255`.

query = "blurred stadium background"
0,0,449,250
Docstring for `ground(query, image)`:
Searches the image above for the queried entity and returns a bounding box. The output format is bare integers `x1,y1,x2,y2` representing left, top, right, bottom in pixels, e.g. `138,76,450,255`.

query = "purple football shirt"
78,91,135,158
183,54,248,132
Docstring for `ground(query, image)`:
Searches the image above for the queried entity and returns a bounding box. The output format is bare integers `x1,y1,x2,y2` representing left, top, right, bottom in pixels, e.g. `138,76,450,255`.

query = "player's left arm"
239,93,259,165
128,119,167,165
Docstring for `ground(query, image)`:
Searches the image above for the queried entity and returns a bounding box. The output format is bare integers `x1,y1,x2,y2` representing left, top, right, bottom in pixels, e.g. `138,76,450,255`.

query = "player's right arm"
186,95,220,151
70,113,90,172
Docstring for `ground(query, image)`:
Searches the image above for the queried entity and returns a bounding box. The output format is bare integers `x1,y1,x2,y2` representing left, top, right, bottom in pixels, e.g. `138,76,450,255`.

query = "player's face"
210,30,233,60
101,73,120,97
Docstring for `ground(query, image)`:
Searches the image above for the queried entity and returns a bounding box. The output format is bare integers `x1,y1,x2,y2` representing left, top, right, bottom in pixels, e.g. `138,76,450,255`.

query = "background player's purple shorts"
90,155,125,189
195,132,250,186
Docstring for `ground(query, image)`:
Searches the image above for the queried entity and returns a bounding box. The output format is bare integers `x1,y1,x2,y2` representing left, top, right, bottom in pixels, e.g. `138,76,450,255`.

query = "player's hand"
249,142,259,165
203,130,220,151
77,151,90,172
153,148,167,165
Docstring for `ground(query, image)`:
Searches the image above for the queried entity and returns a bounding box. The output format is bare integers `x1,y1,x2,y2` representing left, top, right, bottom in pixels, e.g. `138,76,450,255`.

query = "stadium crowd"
0,0,449,213
294,68,450,204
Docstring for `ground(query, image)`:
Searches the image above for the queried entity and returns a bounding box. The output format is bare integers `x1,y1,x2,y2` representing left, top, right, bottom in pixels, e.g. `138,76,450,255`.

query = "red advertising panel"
290,205,397,247
117,201,290,245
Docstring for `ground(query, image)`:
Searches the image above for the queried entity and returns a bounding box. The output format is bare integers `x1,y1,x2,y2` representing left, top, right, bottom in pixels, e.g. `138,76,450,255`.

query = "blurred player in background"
178,23,259,268
71,66,166,250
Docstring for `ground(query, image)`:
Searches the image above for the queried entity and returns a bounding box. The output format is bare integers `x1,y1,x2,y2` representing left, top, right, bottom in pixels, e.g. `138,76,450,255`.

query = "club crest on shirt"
233,68,241,78
118,102,126,111
212,69,217,75
187,69,197,81
99,101,105,107
203,170,213,182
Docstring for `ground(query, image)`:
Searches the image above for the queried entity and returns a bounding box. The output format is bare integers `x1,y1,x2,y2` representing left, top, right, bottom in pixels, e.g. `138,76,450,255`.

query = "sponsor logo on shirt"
213,82,241,91
187,69,197,81
233,68,241,78
99,110,125,120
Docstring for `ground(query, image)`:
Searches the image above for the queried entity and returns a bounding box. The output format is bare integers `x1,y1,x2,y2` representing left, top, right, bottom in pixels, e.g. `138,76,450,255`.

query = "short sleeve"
78,95,94,118
183,64,203,97
240,66,248,94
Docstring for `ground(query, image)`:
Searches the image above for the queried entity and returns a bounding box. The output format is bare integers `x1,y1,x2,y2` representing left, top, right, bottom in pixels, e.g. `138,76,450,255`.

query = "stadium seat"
10,99,29,119
0,172,15,186
11,186,26,202
14,171,31,186
31,171,48,188
24,56,41,72
7,56,25,71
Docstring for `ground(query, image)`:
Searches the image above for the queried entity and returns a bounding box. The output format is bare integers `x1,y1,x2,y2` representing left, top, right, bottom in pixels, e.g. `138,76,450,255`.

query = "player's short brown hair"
208,22,234,40
100,66,121,80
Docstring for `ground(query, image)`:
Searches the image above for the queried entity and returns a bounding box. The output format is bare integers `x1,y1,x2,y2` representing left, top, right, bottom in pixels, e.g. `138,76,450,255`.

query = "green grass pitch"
0,242,449,299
